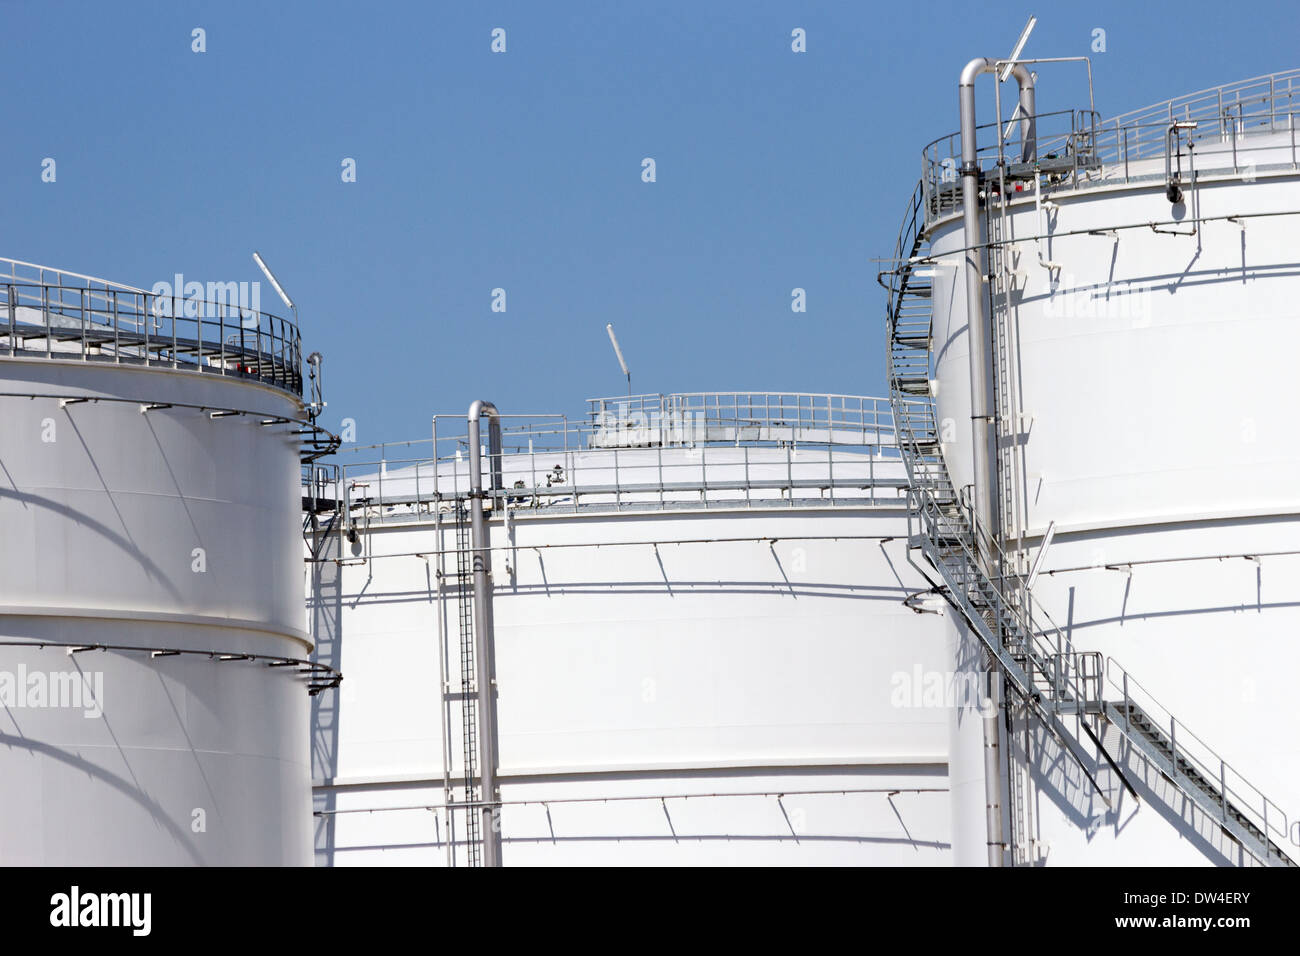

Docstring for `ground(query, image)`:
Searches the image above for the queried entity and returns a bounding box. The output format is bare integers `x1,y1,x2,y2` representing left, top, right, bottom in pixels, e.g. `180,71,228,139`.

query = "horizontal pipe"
898,205,1300,267
304,532,907,565
313,785,949,816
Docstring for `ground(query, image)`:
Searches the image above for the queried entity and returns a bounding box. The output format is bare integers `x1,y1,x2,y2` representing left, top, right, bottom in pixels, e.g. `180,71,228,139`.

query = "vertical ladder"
1007,694,1032,866
454,502,482,867
985,182,1031,861
985,177,1025,571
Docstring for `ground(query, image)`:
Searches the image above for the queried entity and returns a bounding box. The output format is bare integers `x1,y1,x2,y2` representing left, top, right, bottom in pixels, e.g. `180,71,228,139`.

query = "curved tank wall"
925,122,1300,864
310,399,978,865
1012,519,1300,866
0,355,316,865
930,154,1300,537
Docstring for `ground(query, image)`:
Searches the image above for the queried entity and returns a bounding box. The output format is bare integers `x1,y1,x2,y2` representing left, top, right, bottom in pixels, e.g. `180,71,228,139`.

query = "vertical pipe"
959,56,1036,569
983,680,1007,868
959,58,996,576
467,399,503,867
959,56,1035,868
1018,80,1036,163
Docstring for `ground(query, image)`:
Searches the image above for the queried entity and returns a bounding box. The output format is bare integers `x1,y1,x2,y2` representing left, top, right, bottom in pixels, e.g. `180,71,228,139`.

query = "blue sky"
4,1,1297,447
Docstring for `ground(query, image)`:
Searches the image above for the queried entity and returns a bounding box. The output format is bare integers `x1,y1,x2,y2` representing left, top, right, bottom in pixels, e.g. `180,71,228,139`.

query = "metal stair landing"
882,180,1299,867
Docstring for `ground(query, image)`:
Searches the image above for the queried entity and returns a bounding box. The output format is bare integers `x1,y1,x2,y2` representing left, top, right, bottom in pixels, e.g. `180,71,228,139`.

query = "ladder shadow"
1020,713,1247,866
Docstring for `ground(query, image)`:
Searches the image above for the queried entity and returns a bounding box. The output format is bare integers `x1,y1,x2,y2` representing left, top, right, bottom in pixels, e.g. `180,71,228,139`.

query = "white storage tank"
0,257,335,865
309,392,975,865
893,66,1300,865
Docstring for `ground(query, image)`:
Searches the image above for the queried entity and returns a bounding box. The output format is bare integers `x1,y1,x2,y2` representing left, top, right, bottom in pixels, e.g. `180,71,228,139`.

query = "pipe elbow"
468,400,499,422
1006,62,1034,88
960,57,992,87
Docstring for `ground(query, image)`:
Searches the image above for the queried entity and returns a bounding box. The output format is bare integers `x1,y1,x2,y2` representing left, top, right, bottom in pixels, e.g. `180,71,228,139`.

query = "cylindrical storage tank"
310,393,972,865
922,71,1300,865
0,258,329,865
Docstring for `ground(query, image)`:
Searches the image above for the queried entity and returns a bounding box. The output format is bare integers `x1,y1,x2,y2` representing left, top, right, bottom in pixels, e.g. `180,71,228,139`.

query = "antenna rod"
606,323,631,396
1000,15,1036,81
1000,16,1037,140
252,251,297,324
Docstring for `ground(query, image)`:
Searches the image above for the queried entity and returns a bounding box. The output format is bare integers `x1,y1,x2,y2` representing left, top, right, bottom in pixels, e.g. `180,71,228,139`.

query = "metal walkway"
883,181,1298,867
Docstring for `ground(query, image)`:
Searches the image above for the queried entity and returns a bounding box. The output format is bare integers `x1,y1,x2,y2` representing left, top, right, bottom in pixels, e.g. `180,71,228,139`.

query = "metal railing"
1104,656,1295,858
0,257,302,396
586,391,894,447
921,108,1101,224
306,392,908,521
879,181,927,313
1084,69,1300,162
918,68,1300,227
901,406,1100,709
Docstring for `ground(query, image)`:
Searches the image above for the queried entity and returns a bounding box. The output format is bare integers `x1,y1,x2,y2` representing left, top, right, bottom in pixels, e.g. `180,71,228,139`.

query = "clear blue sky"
5,1,1297,447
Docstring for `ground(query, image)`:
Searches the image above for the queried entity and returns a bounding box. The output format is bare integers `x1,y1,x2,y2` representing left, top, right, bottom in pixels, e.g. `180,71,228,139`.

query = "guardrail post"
786,437,793,507
112,291,121,362
613,446,621,510
1122,672,1130,731
1231,109,1239,171
1170,717,1177,775
1292,107,1298,169
1121,123,1129,183
827,440,834,505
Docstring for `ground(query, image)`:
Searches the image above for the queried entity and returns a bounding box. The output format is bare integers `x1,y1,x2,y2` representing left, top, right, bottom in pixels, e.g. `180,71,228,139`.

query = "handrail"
1104,655,1294,851
1104,68,1300,131
903,427,1096,707
585,391,896,444
0,256,152,296
917,68,1300,227
0,258,302,397
307,393,908,518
